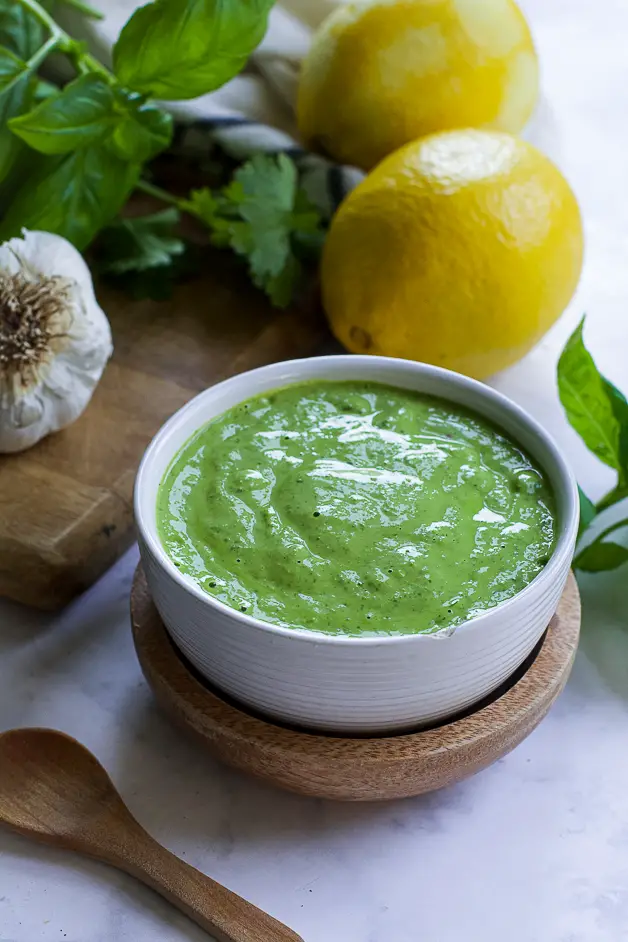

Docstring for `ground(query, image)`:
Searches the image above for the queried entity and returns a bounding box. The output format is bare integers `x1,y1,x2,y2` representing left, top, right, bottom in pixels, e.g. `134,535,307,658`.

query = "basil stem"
15,0,109,76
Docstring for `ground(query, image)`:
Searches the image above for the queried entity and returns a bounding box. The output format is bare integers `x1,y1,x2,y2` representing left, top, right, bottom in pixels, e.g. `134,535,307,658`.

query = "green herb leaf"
0,69,34,185
578,486,597,540
33,78,59,102
557,317,622,470
597,484,628,513
0,45,27,93
0,0,52,184
0,145,140,249
113,0,273,101
97,239,203,301
0,0,55,186
184,154,322,307
184,186,219,225
0,47,30,182
96,208,185,274
263,252,303,308
9,74,118,155
602,377,628,488
575,538,628,573
0,1,46,60
109,91,173,163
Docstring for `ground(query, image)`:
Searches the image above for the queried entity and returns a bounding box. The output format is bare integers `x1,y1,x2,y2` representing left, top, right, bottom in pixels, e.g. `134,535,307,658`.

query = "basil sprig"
0,0,318,306
0,0,284,260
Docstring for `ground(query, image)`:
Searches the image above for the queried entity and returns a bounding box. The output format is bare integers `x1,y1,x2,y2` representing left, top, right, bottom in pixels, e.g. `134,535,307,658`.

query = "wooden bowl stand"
131,566,580,802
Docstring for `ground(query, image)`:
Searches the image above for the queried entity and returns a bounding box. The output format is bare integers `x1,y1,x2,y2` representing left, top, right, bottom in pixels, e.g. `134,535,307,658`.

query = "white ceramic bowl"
135,356,578,734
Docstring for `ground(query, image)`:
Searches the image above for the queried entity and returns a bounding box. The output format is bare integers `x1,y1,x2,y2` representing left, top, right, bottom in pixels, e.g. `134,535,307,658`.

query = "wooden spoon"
0,728,304,942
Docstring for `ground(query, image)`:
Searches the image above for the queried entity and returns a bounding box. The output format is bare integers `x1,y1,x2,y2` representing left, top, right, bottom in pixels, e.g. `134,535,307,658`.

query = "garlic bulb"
0,230,112,453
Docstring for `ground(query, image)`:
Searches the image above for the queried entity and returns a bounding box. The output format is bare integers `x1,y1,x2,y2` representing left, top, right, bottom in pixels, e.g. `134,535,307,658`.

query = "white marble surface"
2,1,628,940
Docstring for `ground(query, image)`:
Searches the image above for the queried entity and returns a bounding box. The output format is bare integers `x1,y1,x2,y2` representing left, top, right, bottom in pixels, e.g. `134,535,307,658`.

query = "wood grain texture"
0,728,304,942
131,566,581,801
0,258,325,609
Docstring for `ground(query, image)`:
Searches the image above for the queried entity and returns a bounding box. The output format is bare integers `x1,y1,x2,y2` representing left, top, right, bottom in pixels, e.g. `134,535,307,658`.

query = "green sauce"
157,381,556,636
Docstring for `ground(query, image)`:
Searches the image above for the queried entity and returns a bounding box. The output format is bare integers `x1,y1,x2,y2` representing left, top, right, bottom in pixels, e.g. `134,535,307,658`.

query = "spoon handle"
111,827,304,942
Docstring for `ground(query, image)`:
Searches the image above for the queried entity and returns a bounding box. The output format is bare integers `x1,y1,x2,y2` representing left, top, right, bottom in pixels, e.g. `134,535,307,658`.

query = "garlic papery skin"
0,230,113,453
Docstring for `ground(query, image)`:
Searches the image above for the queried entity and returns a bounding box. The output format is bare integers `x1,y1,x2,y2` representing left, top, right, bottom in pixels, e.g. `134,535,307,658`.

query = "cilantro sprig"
0,0,322,307
91,154,323,306
183,155,323,307
558,316,628,571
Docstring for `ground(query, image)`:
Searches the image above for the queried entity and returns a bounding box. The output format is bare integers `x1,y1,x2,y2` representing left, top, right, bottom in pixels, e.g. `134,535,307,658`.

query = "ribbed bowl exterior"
135,356,579,734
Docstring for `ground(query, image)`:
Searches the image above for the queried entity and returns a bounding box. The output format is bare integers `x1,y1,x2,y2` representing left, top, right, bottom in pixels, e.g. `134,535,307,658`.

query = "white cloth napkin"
57,0,364,214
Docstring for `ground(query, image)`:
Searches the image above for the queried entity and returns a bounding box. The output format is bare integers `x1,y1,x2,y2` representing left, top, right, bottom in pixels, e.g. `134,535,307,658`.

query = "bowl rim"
135,355,579,648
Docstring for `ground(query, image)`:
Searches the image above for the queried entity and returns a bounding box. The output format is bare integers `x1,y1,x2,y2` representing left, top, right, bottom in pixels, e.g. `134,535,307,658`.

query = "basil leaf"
113,0,273,100
0,69,34,185
0,44,27,92
33,78,59,102
602,377,628,489
558,317,621,470
109,92,173,162
9,74,118,154
0,0,46,59
0,46,30,182
0,145,140,249
577,486,596,540
575,538,628,573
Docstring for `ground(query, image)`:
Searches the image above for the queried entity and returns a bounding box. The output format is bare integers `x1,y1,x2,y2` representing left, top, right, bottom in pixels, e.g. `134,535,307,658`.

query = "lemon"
321,130,584,379
298,0,539,171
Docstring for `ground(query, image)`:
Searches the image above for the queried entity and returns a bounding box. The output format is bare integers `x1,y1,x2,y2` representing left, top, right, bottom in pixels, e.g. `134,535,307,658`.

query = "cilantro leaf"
95,208,185,274
96,237,203,302
184,154,323,308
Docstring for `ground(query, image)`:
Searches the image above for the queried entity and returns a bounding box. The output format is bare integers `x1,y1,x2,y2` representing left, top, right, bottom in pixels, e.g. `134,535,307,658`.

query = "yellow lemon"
298,0,539,170
321,130,584,378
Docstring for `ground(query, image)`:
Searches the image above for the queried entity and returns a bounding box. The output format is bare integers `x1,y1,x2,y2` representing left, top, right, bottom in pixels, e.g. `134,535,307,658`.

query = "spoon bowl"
0,728,129,849
0,728,303,942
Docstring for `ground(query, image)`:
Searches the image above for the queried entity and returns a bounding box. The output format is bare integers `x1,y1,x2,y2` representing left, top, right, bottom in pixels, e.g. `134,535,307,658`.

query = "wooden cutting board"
0,255,327,610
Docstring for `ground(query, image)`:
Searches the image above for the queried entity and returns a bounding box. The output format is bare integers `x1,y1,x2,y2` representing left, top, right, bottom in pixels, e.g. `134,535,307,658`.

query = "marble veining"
3,0,628,939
